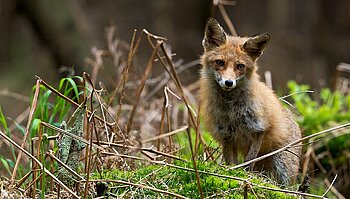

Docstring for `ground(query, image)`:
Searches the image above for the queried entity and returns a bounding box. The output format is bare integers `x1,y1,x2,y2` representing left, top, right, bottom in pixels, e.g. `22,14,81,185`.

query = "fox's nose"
225,80,234,87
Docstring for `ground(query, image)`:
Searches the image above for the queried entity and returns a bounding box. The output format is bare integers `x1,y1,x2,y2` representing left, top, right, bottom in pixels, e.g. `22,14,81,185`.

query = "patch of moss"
90,161,298,198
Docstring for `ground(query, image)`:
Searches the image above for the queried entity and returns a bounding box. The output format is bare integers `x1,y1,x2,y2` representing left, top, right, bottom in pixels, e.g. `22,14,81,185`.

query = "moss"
90,161,298,198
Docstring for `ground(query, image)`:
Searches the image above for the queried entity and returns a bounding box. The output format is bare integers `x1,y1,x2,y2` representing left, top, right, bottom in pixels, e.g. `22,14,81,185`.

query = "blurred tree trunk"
15,0,89,76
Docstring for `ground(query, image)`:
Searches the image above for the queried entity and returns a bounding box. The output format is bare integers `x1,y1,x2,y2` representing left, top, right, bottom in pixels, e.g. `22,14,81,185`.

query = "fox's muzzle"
216,75,237,91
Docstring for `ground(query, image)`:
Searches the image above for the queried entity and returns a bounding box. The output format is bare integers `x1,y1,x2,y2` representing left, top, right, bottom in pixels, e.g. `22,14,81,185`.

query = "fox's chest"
208,95,266,141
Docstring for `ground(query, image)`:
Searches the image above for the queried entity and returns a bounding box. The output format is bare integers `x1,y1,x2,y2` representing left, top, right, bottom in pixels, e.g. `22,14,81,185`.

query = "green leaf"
30,118,42,137
0,106,8,130
0,156,12,175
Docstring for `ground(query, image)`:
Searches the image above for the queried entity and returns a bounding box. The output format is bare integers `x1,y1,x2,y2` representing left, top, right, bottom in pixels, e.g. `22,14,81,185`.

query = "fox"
199,18,301,185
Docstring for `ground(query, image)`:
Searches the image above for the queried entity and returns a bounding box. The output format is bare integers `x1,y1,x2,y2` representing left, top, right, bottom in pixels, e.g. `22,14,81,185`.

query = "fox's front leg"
245,132,265,167
222,142,238,165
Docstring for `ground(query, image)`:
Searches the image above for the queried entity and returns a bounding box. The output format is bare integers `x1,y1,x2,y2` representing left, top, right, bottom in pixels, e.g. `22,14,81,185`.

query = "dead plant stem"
96,141,186,162
84,88,95,199
11,78,40,188
157,94,167,151
142,125,188,144
217,3,237,36
126,41,161,134
112,30,136,117
186,128,204,199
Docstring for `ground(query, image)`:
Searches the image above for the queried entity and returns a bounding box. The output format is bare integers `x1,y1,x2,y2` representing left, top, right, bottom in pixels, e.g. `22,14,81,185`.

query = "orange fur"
199,18,301,185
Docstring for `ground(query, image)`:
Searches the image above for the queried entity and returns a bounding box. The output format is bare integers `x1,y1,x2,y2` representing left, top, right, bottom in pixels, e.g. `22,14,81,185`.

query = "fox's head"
201,18,270,91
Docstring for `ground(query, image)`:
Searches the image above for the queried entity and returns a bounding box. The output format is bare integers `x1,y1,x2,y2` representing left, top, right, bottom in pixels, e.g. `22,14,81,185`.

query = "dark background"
1,0,350,116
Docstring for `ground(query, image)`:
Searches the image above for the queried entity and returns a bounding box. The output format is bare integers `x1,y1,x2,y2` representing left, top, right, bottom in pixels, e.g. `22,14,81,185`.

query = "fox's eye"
215,60,225,67
237,64,245,71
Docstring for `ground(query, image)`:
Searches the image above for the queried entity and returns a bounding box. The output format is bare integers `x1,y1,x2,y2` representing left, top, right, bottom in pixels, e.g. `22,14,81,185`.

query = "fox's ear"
243,33,270,60
202,18,227,51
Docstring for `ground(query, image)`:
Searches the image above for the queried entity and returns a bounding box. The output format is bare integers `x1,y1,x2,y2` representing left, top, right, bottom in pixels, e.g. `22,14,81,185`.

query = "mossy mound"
90,161,298,198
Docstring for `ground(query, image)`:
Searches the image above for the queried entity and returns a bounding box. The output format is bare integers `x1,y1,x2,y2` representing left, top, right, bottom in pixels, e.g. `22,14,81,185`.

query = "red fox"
199,18,301,185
